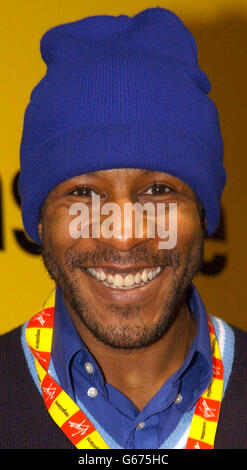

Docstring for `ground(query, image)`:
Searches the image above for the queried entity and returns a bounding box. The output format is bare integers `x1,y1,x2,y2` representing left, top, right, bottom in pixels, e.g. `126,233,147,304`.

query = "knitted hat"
19,7,226,243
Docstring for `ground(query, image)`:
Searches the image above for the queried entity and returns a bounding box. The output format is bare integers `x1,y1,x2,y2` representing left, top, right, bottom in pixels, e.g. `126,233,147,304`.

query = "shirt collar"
52,283,212,398
170,284,213,409
174,283,213,379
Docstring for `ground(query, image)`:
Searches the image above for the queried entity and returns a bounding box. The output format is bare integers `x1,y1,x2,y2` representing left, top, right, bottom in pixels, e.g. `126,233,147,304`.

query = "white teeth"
86,266,162,289
124,274,135,287
99,270,107,281
134,272,141,284
114,274,124,288
141,270,148,283
106,274,113,284
107,273,114,284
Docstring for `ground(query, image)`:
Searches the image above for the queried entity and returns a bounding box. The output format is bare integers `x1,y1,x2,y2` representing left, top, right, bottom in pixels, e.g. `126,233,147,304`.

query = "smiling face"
38,169,205,350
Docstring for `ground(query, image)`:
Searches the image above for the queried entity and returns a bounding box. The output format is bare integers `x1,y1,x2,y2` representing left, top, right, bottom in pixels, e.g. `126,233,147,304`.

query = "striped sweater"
0,316,247,449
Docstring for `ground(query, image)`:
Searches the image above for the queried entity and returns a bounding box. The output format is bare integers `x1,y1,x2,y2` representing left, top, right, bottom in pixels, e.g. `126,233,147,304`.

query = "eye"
142,183,173,196
69,186,100,198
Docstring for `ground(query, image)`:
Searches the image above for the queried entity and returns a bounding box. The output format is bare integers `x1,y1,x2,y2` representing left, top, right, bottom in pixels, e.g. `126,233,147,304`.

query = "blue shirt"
51,284,212,449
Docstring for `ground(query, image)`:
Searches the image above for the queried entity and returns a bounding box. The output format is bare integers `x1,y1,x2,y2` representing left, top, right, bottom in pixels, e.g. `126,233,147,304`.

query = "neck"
67,301,197,411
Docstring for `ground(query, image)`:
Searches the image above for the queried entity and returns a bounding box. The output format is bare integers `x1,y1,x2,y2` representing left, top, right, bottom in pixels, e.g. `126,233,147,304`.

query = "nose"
96,197,155,252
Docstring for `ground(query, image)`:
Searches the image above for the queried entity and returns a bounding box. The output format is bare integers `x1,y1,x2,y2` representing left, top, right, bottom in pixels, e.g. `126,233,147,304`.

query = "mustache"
64,246,182,271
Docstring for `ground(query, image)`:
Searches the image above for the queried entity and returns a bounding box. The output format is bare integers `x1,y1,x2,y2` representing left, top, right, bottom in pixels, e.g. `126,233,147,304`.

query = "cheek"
42,205,97,269
43,206,76,253
176,206,202,252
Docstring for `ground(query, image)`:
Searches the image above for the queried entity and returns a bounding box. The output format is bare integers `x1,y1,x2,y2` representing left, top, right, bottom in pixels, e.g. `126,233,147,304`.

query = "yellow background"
1,0,247,334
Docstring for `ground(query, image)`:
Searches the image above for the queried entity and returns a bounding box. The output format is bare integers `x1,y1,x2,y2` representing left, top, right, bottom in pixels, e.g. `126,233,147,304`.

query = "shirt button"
174,393,183,404
87,387,98,398
85,362,94,374
136,421,145,430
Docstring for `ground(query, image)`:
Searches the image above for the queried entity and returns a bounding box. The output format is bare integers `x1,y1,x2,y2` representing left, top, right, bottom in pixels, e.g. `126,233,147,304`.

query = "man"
1,7,246,449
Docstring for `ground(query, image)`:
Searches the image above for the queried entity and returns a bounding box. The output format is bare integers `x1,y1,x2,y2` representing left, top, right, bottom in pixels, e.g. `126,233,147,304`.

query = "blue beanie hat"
19,7,226,243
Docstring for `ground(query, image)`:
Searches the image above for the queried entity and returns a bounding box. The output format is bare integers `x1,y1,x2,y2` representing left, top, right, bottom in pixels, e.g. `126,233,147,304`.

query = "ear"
38,201,47,242
38,220,43,242
203,215,208,237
